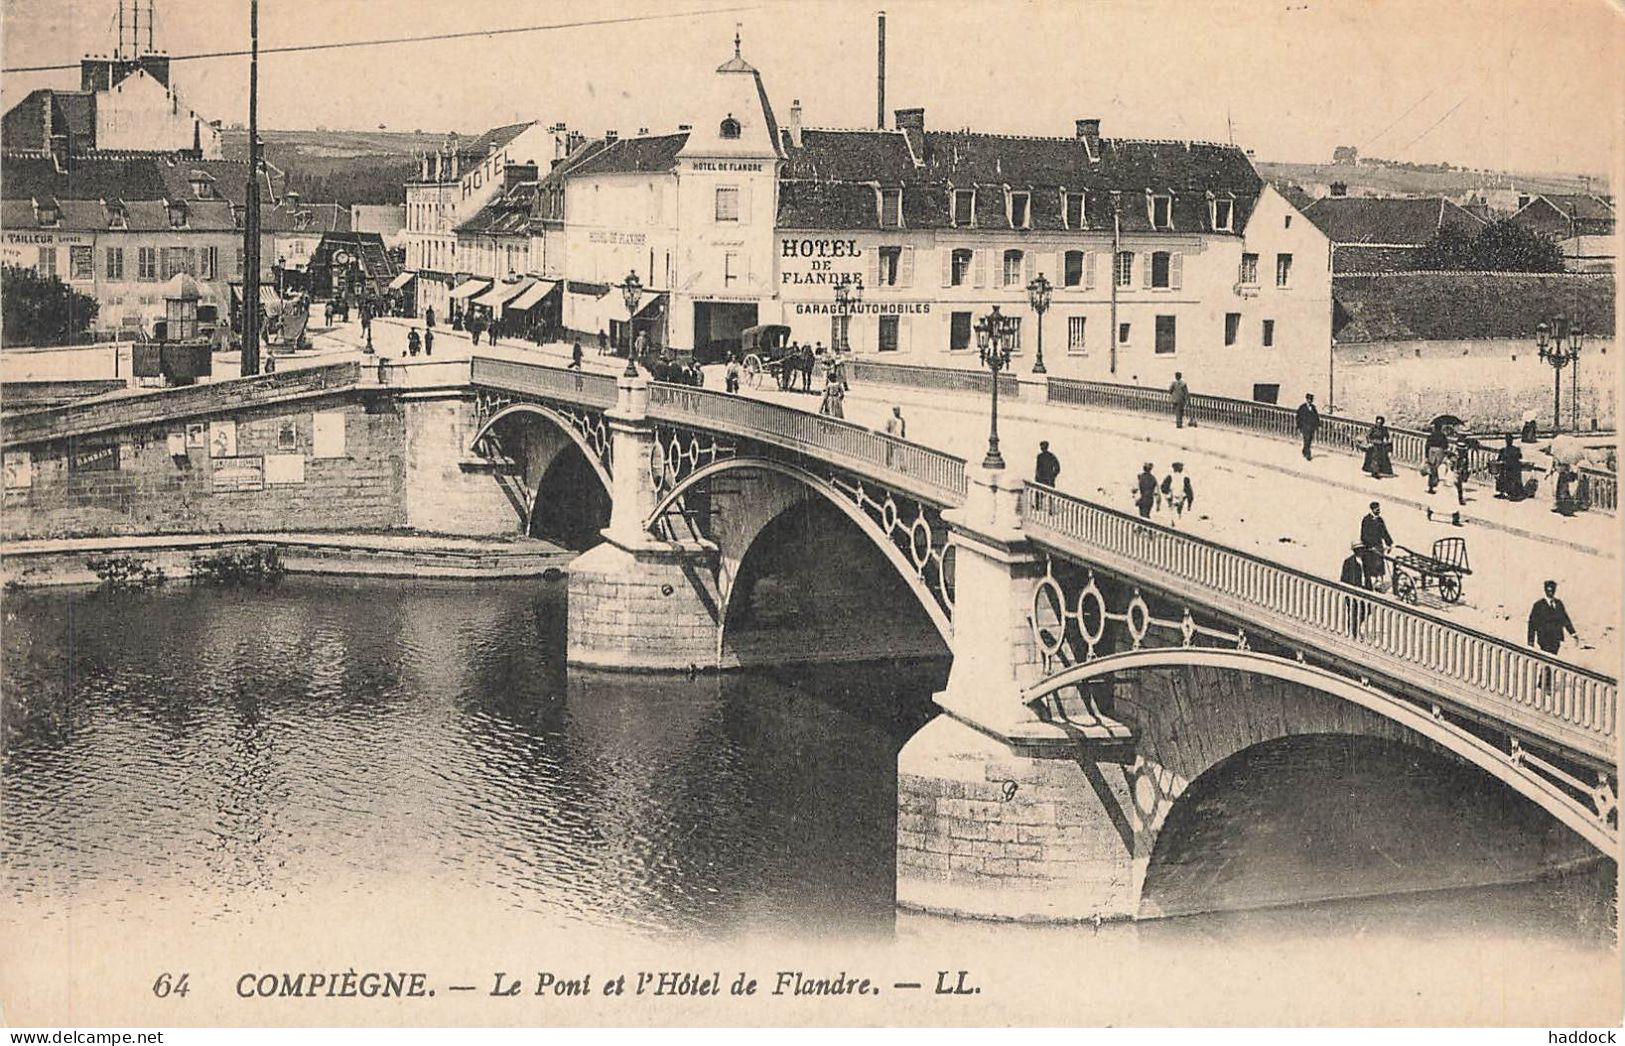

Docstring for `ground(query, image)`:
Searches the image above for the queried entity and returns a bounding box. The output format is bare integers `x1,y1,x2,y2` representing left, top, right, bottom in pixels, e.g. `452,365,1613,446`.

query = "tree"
1470,219,1564,272
1408,220,1564,272
1,264,99,347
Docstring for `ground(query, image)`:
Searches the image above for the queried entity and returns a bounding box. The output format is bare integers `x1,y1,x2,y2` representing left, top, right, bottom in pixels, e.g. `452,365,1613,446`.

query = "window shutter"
901,246,915,287
869,248,880,289
1051,252,1063,286
1085,251,1098,289
973,250,986,288
1024,251,1035,284
1171,253,1183,290
739,185,752,223
941,248,953,287
1142,253,1152,289
899,315,912,353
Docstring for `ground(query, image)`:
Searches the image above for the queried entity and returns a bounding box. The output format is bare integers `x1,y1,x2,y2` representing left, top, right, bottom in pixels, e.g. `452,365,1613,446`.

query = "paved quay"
293,315,1621,675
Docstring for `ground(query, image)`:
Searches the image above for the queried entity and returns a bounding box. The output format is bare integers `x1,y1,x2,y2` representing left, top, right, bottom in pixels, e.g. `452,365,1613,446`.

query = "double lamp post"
1534,315,1585,433
972,272,1053,471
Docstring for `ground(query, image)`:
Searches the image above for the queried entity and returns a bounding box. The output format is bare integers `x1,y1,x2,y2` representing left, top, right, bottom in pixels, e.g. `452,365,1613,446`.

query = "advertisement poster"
209,420,238,459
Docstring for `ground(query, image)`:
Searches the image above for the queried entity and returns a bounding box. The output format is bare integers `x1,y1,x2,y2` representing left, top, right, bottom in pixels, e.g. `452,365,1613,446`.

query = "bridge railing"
366,358,472,389
850,359,1022,398
1022,483,1617,764
1,362,361,449
1046,377,1619,513
646,382,969,505
469,357,619,410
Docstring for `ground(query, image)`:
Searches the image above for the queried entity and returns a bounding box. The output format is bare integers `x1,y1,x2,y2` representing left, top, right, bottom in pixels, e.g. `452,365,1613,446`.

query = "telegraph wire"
2,5,761,74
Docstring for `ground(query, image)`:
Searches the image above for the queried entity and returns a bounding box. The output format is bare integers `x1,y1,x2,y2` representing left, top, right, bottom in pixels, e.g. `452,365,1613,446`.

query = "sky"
2,0,1622,178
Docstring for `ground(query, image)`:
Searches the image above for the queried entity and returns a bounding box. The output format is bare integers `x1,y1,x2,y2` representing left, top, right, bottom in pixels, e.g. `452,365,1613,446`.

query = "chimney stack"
1075,118,1101,142
605,129,619,143
895,107,924,155
877,11,886,129
788,99,803,149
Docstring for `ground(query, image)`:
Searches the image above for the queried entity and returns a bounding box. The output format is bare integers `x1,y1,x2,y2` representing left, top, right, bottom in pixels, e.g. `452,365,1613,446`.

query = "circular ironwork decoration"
1075,576,1106,650
939,543,956,607
1125,591,1151,646
909,516,933,567
1032,576,1068,657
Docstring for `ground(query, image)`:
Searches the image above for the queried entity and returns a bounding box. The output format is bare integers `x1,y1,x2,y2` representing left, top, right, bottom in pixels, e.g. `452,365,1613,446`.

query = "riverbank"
0,530,573,588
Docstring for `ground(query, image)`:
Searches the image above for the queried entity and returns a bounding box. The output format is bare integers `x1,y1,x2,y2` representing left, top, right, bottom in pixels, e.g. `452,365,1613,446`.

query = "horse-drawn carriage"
739,324,794,389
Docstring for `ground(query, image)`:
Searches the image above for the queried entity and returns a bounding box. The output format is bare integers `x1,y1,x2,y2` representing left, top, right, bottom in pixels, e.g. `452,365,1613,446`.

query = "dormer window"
1063,191,1086,230
167,200,188,229
106,201,128,230
35,199,60,228
952,189,976,227
1149,193,1172,230
719,114,741,139
189,172,215,199
1211,197,1234,232
1008,191,1031,229
878,188,903,228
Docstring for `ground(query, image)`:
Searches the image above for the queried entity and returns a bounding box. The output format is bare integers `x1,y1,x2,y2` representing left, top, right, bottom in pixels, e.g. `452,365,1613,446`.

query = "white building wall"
94,69,222,158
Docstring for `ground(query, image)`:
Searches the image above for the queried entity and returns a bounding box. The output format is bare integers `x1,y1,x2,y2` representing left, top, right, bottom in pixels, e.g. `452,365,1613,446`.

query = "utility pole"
241,0,261,376
1109,193,1121,375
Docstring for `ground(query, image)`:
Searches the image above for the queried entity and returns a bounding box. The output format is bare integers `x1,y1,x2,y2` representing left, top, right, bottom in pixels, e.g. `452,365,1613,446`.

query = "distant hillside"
221,128,472,207
1256,159,1604,202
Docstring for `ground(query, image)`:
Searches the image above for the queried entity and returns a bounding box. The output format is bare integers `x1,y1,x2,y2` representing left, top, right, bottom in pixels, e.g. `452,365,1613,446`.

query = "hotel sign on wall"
780,237,864,288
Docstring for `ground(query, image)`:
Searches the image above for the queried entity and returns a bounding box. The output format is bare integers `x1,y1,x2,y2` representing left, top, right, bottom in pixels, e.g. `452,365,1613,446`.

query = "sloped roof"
1,88,96,150
776,128,1262,232
2,154,279,210
1302,196,1484,245
462,121,536,158
1539,194,1615,221
262,200,351,233
456,180,539,236
566,132,689,176
1332,271,1615,343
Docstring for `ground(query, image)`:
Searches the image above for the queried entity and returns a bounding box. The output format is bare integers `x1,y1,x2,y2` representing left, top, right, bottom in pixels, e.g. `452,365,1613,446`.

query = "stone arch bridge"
465,356,1617,921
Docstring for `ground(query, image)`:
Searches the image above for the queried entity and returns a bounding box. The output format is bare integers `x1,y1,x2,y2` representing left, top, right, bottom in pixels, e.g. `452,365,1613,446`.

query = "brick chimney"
788,98,803,149
605,130,619,143
1076,118,1101,143
895,107,924,156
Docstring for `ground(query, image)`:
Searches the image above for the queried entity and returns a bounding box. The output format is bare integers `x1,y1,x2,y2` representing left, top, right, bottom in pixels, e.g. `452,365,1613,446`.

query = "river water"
2,577,1617,1024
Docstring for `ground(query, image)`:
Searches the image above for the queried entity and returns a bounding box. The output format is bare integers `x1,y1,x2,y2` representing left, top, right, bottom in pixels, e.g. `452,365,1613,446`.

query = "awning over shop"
507,279,558,314
608,291,667,325
472,278,533,311
386,271,416,291
448,278,491,301
229,284,283,310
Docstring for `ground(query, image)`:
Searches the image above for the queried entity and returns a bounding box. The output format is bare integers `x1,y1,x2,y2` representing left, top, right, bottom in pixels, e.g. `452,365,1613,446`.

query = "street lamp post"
1026,272,1052,375
621,270,643,378
833,275,863,352
1535,316,1583,433
975,305,1016,470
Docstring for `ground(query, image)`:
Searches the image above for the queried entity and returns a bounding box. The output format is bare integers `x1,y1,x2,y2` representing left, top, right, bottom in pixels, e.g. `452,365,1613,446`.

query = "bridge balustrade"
469,357,619,410
1022,483,1617,765
643,383,970,506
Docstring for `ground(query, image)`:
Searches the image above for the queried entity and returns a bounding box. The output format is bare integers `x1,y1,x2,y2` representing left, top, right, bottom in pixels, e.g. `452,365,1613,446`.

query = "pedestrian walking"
1494,434,1525,500
263,351,276,374
1169,372,1190,429
1358,501,1393,589
407,328,421,357
569,340,583,371
1424,420,1450,494
1295,393,1320,460
597,328,609,355
885,405,906,439
1340,542,1373,636
818,370,846,419
1135,462,1158,519
1554,463,1579,516
1527,579,1579,657
423,328,433,356
799,343,815,392
779,342,795,391
1362,416,1395,478
1034,441,1061,486
725,356,741,393
425,306,436,329
1161,462,1194,522
1452,437,1473,506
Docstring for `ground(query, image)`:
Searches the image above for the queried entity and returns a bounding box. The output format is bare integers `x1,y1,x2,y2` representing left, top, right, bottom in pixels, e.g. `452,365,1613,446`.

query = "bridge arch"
469,403,612,545
1027,647,1617,856
647,457,952,664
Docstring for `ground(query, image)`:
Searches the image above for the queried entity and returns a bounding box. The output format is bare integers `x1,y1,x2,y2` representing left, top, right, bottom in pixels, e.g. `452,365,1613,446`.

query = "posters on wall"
276,419,299,452
264,454,306,486
209,420,237,459
3,449,32,489
167,431,187,457
210,456,264,491
186,422,207,449
312,412,346,458
68,443,119,473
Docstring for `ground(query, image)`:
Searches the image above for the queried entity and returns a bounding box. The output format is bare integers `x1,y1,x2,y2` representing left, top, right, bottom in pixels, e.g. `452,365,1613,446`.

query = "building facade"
3,54,223,161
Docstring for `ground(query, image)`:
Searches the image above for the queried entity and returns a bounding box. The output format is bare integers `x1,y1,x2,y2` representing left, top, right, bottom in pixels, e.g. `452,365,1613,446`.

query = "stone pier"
565,371,722,670
896,464,1144,922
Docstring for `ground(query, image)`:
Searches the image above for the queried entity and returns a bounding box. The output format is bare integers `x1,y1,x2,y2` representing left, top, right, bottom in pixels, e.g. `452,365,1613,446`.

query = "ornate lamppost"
1026,272,1052,375
975,305,1016,469
620,270,643,378
1535,315,1583,433
833,275,863,352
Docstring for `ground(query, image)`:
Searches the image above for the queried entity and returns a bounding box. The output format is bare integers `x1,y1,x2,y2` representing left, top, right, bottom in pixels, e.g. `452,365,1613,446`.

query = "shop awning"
472,278,533,310
608,291,666,324
448,278,491,301
233,283,282,309
386,271,416,291
507,279,558,313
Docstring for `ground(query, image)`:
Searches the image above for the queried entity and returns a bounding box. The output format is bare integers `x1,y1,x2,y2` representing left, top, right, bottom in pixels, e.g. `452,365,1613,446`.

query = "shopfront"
691,300,759,362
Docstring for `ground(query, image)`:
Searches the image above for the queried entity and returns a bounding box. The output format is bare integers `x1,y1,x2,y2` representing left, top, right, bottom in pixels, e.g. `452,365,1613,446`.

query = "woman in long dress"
1363,416,1394,478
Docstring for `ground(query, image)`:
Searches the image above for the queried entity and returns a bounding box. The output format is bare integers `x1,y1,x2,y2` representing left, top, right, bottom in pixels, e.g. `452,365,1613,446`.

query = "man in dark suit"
1358,501,1393,588
1034,441,1061,487
1527,580,1578,655
1296,393,1320,460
